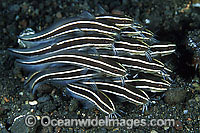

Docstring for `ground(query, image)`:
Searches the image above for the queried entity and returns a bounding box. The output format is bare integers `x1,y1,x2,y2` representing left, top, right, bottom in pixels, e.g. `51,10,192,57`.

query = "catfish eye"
137,47,141,50
114,70,118,73
158,84,163,87
168,47,173,50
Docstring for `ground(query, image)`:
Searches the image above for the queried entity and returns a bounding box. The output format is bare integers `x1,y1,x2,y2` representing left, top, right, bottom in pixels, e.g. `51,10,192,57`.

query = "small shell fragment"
29,100,38,106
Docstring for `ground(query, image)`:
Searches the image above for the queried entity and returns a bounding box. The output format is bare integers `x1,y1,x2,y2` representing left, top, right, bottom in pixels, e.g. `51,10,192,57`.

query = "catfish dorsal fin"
79,11,95,19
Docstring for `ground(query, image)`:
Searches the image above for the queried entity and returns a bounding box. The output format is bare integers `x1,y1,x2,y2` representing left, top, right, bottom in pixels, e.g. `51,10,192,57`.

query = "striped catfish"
18,15,90,41
113,71,171,92
82,81,150,105
16,53,127,78
95,15,134,29
123,79,170,92
9,34,115,57
19,19,121,42
95,14,151,32
25,66,99,94
114,38,150,56
99,54,172,76
149,41,176,57
95,15,156,43
66,83,116,116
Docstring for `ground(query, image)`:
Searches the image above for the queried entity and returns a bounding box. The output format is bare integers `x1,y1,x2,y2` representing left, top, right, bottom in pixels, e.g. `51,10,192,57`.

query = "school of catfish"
9,11,176,117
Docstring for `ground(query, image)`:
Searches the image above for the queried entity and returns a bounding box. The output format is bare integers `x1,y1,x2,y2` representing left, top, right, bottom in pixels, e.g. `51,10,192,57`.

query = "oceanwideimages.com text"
25,115,175,129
